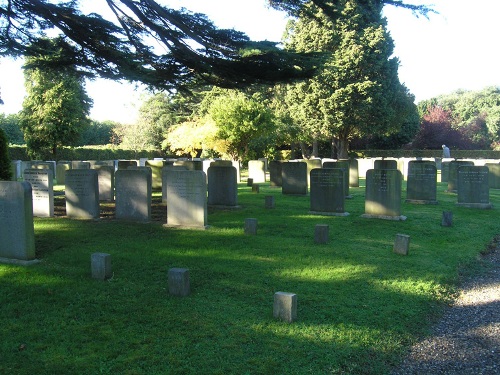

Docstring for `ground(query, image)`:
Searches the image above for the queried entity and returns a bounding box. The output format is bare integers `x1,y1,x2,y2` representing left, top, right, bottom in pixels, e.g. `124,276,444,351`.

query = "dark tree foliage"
411,106,463,150
0,0,431,91
0,113,24,144
0,127,12,180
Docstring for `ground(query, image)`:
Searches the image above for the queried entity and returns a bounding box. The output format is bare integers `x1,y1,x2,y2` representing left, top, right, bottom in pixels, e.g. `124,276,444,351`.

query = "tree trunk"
337,137,349,159
312,139,319,158
299,141,308,159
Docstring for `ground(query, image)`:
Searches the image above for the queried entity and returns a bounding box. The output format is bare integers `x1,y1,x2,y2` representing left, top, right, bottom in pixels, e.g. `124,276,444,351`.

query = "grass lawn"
1,178,499,374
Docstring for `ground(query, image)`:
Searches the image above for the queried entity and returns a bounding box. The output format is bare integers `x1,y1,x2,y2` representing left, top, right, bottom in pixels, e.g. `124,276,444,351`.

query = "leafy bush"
0,128,12,180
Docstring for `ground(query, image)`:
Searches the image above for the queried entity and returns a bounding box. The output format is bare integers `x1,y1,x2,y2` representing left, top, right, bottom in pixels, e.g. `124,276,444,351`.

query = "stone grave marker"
24,168,54,217
115,169,152,222
393,234,410,255
447,160,474,192
269,161,283,187
349,159,359,187
322,160,350,198
94,165,114,201
168,268,190,297
362,169,405,220
65,169,100,219
273,292,297,323
173,160,203,171
72,161,90,170
165,170,207,228
282,162,308,195
314,224,329,244
457,165,492,208
0,181,36,262
374,159,397,170
244,218,258,235
441,159,453,183
405,161,438,204
485,163,500,189
11,160,22,181
309,168,348,216
248,160,266,183
56,161,72,185
207,166,238,208
145,160,166,190
305,159,322,187
117,160,138,170
91,253,112,280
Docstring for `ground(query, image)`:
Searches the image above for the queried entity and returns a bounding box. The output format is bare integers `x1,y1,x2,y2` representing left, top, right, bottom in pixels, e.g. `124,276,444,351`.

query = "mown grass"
1,179,499,374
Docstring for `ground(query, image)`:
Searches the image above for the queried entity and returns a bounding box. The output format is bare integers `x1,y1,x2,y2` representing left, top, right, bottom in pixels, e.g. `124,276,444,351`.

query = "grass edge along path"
1,180,499,374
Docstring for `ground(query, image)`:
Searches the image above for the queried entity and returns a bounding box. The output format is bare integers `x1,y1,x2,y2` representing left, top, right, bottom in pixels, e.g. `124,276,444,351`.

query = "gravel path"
391,246,500,374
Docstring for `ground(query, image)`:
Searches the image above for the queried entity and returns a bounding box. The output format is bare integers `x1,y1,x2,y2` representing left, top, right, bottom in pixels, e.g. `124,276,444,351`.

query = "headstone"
117,160,138,170
173,160,203,171
161,165,188,204
248,160,266,183
244,218,258,235
282,162,308,195
247,178,253,187
265,195,275,209
405,161,438,204
442,211,453,227
10,160,22,181
91,253,112,280
309,168,348,216
94,165,114,201
0,181,36,262
252,184,260,193
374,159,397,170
322,160,350,198
207,166,238,207
362,169,406,220
485,163,500,189
269,161,283,187
168,268,190,297
145,160,166,190
72,161,90,170
349,159,359,187
457,165,492,208
447,160,474,192
305,159,322,186
56,162,72,185
441,159,453,182
165,170,207,228
393,234,410,255
115,169,152,222
273,292,297,323
65,169,100,219
24,169,54,217
314,224,329,244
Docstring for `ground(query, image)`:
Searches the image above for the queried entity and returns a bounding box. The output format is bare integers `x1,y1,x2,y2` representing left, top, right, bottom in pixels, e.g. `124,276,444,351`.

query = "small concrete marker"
265,195,275,209
442,211,453,227
273,292,297,323
91,253,112,280
393,234,410,255
168,268,190,297
314,224,329,244
247,178,253,187
244,218,258,235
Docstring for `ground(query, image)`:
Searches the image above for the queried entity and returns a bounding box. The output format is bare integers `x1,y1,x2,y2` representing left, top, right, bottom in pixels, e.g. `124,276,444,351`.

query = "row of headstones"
20,163,241,220
10,159,242,187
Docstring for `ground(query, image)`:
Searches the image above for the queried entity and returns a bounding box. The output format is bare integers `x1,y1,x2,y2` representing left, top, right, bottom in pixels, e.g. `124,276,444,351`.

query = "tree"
279,0,418,158
0,113,24,144
78,120,115,146
411,106,463,149
206,89,276,162
165,119,220,158
0,1,431,91
19,38,92,159
0,127,11,180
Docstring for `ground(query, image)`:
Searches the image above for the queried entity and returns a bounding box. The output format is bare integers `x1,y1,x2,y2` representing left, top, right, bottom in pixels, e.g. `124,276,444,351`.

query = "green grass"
1,180,499,374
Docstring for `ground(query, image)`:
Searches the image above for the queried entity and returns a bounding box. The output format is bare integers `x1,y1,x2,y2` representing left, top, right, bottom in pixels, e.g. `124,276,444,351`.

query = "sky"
1,0,499,123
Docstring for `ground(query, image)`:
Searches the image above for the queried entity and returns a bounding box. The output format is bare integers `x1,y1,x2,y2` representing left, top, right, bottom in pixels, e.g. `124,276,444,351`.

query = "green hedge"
351,149,500,159
8,145,166,161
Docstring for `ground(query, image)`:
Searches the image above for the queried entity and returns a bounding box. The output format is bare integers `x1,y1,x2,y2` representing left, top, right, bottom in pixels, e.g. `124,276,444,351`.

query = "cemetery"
1,157,499,374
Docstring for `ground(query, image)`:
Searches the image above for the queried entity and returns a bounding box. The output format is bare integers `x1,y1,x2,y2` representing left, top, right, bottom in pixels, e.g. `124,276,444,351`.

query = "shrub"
0,128,12,180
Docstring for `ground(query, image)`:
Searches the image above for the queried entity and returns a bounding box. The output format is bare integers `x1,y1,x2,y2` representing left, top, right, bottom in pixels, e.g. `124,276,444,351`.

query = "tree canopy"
0,0,431,91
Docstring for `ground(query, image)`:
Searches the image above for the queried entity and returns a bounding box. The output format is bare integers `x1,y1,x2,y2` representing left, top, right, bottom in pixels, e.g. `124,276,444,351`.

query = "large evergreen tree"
0,0,430,90
19,37,92,159
0,127,12,180
279,0,418,158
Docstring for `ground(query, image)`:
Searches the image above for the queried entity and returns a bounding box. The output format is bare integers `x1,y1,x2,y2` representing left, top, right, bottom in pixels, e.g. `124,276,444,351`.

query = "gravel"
391,246,500,375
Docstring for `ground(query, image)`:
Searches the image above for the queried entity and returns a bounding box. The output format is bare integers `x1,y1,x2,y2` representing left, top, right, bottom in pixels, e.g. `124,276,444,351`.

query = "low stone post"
247,178,253,187
393,234,410,255
265,196,275,209
314,224,329,244
273,292,297,323
244,218,258,235
252,184,260,193
168,268,190,297
442,211,453,227
91,253,112,280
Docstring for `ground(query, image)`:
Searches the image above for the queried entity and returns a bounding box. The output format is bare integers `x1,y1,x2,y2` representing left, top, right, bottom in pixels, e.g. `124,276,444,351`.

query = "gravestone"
405,161,438,204
393,234,410,255
173,160,203,171
282,162,308,195
165,170,207,228
145,160,166,190
374,159,397,170
115,169,152,222
485,163,500,189
305,159,322,187
168,268,190,297
91,253,112,280
248,160,266,183
72,161,91,170
117,160,138,170
457,165,492,208
362,169,405,220
244,218,258,235
269,161,283,187
447,160,474,192
273,292,297,323
322,160,350,198
94,165,114,201
56,161,72,185
161,165,188,204
441,160,452,183
0,181,36,262
24,169,54,217
207,166,238,208
11,160,22,181
309,168,348,216
265,195,275,209
442,211,453,227
65,169,100,219
349,159,359,187
314,224,329,244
